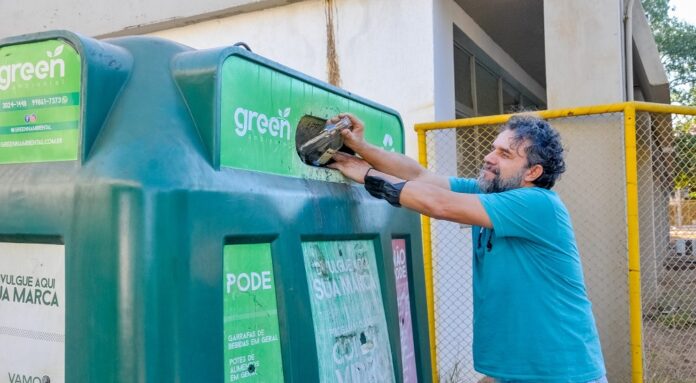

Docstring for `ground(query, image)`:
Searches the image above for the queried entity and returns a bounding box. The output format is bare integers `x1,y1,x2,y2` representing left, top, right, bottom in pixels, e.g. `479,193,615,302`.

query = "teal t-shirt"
450,177,605,382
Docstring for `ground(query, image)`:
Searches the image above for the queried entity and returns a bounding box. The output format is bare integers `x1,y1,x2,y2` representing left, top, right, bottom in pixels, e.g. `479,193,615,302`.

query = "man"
328,114,607,383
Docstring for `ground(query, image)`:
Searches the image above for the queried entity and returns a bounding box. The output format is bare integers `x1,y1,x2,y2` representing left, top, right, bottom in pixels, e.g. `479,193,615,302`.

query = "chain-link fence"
416,103,696,383
637,112,696,383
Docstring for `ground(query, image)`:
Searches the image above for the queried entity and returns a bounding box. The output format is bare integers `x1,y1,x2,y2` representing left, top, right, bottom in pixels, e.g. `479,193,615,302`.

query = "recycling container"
0,30,432,383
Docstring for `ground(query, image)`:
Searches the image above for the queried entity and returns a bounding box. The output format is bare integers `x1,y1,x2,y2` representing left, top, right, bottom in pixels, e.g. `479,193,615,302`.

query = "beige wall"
544,0,626,108
553,115,631,381
0,0,302,38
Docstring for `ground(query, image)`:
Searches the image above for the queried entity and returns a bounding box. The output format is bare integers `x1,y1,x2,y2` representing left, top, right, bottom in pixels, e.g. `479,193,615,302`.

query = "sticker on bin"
223,243,284,383
0,39,81,164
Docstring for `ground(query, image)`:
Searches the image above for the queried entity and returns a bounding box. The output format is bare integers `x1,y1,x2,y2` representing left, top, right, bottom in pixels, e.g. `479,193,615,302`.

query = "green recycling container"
0,30,432,383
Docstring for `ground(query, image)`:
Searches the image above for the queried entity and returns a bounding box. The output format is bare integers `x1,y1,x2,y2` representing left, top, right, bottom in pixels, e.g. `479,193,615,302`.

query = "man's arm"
400,181,492,228
328,152,492,228
335,114,449,189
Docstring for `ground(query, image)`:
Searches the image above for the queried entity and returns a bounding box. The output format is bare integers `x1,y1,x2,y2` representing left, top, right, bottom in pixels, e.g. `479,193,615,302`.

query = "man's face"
477,129,533,193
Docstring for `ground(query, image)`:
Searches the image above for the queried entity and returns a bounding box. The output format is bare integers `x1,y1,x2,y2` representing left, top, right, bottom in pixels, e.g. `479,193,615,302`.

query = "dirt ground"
643,319,696,383
643,261,696,383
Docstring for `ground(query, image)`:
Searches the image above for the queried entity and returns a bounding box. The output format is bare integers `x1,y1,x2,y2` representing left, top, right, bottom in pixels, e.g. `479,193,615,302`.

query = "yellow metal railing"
416,126,439,382
415,101,696,383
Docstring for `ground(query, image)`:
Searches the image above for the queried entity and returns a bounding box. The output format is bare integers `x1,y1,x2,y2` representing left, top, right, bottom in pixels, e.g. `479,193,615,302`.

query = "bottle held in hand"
298,116,353,166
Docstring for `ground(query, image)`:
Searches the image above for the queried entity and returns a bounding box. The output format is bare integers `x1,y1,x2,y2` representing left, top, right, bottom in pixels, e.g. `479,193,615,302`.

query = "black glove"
364,175,407,207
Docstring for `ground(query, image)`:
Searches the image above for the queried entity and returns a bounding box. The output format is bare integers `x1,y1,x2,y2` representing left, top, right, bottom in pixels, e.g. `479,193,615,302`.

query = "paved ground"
643,259,696,383
644,319,696,383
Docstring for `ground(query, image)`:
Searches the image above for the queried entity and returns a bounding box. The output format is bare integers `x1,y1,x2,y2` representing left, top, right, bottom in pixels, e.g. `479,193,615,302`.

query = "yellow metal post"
623,104,644,383
416,126,438,382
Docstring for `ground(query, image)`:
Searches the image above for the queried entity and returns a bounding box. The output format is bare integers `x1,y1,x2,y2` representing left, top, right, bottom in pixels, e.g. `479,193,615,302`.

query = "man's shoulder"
486,187,564,211
449,177,480,194
478,187,568,239
499,186,556,199
509,185,558,197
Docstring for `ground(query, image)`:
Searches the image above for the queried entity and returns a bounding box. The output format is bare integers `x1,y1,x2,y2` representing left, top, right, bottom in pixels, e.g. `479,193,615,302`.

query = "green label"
302,240,395,382
220,56,403,181
0,39,81,164
223,243,284,383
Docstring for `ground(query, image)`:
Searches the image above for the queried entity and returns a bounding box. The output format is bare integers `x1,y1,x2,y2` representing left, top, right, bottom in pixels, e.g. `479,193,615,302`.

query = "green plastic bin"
0,30,432,383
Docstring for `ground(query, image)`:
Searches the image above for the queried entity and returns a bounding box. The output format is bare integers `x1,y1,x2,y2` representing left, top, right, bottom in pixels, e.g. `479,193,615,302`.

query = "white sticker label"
0,242,65,383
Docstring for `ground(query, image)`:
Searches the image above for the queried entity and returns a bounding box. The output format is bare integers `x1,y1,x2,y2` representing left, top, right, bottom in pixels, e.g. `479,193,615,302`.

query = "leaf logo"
383,134,394,148
280,108,291,118
46,45,64,58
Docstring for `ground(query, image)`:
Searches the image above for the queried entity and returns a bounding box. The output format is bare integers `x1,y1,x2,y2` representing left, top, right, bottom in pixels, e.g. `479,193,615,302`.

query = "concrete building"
1,0,669,381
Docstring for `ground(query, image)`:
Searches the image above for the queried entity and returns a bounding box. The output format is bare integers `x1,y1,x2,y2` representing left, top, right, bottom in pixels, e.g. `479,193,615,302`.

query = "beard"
476,165,527,193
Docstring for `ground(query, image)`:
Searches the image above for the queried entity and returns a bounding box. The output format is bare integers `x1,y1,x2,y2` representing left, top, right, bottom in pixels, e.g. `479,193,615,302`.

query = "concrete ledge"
0,0,303,39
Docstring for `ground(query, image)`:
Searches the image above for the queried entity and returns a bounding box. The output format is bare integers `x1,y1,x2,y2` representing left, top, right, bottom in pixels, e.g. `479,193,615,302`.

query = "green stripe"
0,120,78,135
0,92,80,112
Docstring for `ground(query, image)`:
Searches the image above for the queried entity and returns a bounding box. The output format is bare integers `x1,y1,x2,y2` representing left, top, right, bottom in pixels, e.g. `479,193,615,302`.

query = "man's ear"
525,164,544,183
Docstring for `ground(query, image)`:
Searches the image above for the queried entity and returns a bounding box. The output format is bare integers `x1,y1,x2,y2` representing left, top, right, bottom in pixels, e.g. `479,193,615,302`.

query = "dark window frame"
453,25,545,118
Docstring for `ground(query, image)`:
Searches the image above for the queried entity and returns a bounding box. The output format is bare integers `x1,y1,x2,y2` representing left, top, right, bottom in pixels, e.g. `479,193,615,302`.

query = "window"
502,80,522,113
453,26,543,118
475,62,500,116
454,46,474,115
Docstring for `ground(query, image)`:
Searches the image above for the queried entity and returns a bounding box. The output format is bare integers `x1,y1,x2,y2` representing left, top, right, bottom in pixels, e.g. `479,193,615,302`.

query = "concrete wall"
544,0,626,108
631,1,670,103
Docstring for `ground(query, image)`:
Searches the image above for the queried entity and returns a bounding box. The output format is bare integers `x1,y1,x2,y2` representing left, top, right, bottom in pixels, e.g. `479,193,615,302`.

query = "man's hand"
327,152,371,184
329,112,449,189
331,113,366,152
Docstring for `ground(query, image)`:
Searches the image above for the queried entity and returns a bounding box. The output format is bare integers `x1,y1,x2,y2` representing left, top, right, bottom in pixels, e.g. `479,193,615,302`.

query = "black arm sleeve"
364,175,407,207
